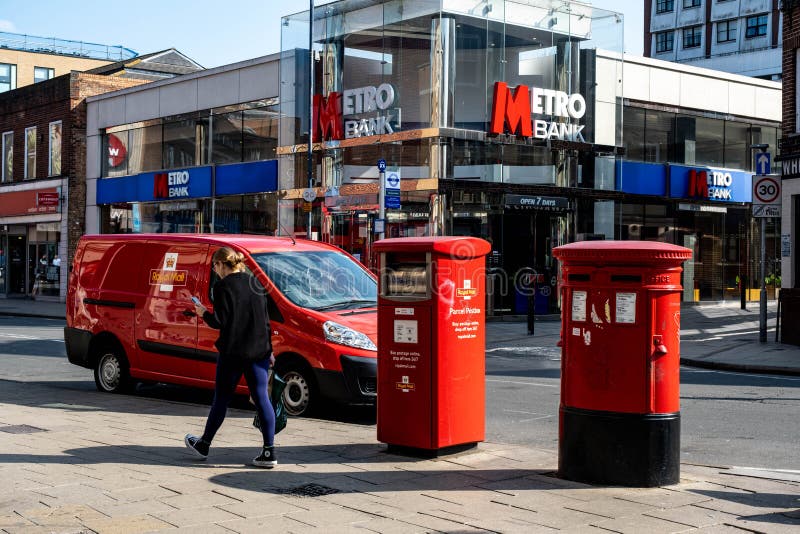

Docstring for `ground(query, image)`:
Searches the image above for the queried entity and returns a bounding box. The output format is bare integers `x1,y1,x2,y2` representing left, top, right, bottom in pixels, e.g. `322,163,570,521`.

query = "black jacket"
202,272,271,363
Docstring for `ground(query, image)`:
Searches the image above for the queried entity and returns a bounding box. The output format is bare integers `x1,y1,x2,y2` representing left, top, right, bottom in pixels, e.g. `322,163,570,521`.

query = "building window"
34,67,55,83
683,0,701,8
656,0,674,13
683,26,702,48
24,126,36,180
656,31,675,53
717,20,737,43
48,121,62,176
0,63,16,93
745,15,768,38
1,131,12,182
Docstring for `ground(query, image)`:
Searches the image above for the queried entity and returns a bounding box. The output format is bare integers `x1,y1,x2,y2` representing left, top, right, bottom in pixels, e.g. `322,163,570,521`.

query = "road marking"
0,332,64,342
681,366,800,382
486,378,558,388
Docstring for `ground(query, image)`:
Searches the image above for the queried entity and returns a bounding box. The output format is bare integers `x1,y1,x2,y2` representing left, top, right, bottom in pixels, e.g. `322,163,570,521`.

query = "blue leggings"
202,357,275,447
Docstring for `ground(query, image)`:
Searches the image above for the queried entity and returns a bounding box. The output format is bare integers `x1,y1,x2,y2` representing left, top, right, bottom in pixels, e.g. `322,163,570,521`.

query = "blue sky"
0,0,643,68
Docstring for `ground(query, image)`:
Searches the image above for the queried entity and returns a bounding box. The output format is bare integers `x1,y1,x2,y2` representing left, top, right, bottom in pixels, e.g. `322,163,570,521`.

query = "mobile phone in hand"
191,296,202,306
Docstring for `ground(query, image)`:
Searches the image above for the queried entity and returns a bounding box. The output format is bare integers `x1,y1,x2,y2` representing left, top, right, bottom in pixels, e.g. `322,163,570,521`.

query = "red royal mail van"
64,234,378,416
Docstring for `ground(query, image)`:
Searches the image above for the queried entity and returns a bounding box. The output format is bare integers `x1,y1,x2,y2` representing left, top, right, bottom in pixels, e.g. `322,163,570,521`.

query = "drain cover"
0,425,47,434
279,483,339,497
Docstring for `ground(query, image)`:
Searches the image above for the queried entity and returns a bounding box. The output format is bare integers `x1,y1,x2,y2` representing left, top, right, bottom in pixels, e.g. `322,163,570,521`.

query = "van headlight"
322,321,377,351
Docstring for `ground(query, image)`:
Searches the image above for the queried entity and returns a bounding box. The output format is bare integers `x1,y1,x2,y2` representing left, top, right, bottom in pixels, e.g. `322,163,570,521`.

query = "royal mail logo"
165,257,176,269
150,270,187,285
456,280,477,300
395,382,415,392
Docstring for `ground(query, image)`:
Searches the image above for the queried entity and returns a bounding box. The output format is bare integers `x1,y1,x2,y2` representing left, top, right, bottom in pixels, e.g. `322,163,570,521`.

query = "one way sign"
756,152,771,175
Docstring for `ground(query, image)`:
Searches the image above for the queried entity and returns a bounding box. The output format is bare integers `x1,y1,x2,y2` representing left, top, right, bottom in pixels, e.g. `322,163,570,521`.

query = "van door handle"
182,310,196,317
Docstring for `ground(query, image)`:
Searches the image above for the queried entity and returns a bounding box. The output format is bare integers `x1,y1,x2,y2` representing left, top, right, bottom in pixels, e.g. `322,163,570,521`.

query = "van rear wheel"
280,367,316,417
94,348,132,393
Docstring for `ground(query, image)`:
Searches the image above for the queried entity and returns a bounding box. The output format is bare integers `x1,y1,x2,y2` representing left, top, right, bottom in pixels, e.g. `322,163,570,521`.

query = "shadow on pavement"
1,378,377,426
0,443,556,494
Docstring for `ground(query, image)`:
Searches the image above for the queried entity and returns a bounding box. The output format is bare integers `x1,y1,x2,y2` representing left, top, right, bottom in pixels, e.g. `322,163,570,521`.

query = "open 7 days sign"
752,175,781,218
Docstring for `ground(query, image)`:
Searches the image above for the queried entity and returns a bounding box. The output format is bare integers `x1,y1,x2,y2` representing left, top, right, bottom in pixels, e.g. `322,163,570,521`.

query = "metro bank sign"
490,81,587,142
314,83,398,141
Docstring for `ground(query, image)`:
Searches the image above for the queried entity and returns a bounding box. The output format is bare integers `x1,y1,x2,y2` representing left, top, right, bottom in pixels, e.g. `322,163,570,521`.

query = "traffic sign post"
377,160,387,240
756,152,771,176
752,148,777,344
384,170,401,210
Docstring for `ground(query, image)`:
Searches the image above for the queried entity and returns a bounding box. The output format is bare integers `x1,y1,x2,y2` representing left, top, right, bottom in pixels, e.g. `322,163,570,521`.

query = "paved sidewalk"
1,379,798,533
0,300,799,532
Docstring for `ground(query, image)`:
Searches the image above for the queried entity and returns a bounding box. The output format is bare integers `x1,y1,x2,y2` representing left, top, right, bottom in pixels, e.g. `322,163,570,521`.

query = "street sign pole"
377,159,386,241
378,169,386,241
760,216,767,342
751,144,771,343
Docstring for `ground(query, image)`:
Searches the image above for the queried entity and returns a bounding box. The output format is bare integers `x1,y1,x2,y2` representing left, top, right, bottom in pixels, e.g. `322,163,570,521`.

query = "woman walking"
184,247,277,468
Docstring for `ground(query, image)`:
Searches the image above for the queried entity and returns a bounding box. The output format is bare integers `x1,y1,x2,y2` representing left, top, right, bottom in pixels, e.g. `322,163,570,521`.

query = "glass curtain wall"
101,103,279,177
622,106,780,170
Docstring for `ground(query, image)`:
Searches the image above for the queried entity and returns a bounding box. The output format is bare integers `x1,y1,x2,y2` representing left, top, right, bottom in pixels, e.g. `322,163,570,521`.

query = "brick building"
0,73,149,301
780,0,800,288
0,48,203,303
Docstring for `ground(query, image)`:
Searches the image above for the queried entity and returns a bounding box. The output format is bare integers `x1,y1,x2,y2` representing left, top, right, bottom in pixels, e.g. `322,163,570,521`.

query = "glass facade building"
90,0,781,313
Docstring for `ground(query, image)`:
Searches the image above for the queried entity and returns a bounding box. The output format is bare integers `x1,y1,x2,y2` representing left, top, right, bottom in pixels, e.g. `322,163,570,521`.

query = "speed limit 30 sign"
752,175,781,218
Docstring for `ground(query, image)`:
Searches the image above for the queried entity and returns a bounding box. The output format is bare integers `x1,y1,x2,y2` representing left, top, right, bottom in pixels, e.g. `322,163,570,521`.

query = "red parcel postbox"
552,241,692,487
374,237,490,455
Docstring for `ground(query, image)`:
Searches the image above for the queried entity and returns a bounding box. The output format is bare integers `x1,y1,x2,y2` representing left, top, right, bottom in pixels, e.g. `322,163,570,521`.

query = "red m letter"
489,82,532,137
687,170,708,199
153,173,168,198
313,92,343,141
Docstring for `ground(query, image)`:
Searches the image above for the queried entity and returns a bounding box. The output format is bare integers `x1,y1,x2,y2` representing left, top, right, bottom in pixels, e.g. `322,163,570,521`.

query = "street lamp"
307,0,315,240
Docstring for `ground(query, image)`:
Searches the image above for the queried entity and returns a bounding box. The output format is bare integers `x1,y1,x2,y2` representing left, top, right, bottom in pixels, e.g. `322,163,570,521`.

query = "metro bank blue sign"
96,161,277,205
97,167,212,204
616,161,752,203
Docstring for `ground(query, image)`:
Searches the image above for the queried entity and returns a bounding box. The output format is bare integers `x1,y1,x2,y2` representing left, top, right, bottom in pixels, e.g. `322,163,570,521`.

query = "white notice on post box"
571,291,587,322
615,292,637,324
394,320,418,344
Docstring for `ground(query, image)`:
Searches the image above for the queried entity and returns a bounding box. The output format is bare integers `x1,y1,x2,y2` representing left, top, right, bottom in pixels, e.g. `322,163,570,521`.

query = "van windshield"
252,251,377,311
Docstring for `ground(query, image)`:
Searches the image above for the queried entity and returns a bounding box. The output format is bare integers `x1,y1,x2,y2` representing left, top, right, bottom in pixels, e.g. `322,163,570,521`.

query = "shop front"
96,161,278,235
277,0,623,315
617,161,777,301
0,186,63,299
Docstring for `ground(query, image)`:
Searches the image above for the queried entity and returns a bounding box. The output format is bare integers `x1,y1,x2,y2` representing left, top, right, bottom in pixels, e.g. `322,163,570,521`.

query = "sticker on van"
156,253,180,291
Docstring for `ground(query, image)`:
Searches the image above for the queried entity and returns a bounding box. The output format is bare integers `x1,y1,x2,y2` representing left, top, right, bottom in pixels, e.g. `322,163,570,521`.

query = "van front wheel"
94,348,132,393
281,367,316,417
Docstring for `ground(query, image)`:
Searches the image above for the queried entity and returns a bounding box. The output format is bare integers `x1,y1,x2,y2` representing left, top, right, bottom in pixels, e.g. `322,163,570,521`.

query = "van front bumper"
314,354,377,404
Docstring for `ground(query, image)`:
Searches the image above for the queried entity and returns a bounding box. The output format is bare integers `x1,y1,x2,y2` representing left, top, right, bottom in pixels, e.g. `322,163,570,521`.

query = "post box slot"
568,274,591,281
610,275,642,283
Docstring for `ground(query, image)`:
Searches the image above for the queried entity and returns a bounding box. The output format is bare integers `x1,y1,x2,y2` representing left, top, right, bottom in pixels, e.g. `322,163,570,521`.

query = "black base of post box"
386,442,478,459
558,406,680,487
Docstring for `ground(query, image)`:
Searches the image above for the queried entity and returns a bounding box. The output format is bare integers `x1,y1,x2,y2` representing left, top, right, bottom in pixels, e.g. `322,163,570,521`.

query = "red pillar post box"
552,241,692,486
374,237,491,456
